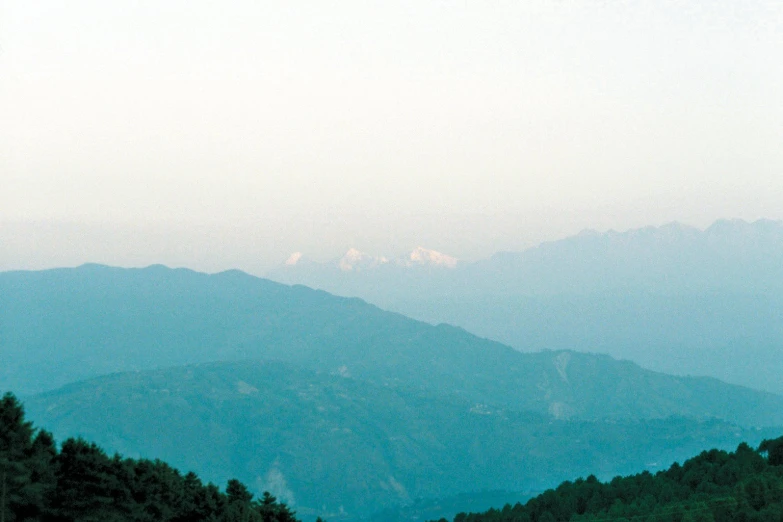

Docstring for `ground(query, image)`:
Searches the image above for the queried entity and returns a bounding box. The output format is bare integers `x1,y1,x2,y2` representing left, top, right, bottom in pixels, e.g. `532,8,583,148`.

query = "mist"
3,0,783,270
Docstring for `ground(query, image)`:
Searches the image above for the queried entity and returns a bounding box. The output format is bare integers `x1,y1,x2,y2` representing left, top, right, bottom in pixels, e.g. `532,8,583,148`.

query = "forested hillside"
22,360,781,520
445,437,783,522
0,392,299,522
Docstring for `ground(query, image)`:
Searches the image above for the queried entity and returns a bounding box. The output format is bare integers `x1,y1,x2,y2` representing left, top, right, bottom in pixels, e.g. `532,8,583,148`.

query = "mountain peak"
339,248,389,272
403,247,458,268
706,218,783,235
285,252,304,266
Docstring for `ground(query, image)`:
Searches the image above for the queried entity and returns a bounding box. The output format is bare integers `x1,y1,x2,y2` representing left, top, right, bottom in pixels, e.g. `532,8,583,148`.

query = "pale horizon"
3,1,782,272
1,215,779,276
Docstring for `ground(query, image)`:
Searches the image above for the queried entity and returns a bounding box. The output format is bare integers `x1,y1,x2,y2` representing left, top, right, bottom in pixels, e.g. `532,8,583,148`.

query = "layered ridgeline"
21,361,782,520
268,219,783,394
4,265,783,519
2,264,783,426
0,392,299,522
444,437,783,522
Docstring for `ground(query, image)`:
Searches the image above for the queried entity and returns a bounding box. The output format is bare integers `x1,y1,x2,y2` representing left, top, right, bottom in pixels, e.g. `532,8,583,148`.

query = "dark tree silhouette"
0,392,308,522
440,437,783,522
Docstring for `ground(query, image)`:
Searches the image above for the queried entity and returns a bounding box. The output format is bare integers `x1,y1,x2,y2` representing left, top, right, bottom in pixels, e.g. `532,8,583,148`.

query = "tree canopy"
0,392,300,522
442,437,783,522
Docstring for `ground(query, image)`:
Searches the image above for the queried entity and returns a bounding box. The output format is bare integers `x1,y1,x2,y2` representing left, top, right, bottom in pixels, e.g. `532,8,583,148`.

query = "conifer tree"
0,392,305,522
0,393,36,522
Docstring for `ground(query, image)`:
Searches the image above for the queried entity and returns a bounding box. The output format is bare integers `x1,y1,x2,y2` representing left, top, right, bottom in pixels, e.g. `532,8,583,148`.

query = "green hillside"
22,361,781,520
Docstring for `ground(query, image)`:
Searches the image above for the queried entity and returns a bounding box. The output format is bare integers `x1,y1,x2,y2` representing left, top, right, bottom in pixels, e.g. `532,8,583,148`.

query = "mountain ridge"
266,218,783,394
22,359,782,520
3,264,782,428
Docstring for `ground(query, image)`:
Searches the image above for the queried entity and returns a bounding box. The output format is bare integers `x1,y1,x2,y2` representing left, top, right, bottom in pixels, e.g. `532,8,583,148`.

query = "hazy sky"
2,1,782,272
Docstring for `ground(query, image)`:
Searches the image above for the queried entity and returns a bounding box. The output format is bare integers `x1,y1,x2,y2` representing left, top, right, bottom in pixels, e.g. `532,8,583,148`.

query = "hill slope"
23,360,781,520
2,264,783,427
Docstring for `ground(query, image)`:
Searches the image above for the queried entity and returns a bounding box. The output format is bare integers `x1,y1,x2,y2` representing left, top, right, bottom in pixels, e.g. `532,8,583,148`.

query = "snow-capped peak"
403,247,458,268
338,248,389,272
284,252,303,266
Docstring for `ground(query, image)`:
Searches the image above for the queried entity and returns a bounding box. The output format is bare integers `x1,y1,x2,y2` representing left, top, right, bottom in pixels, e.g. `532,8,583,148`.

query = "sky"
2,1,782,273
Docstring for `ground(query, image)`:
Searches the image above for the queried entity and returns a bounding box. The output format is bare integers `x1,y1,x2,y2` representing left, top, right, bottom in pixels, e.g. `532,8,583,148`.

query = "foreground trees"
0,393,299,522
447,438,783,522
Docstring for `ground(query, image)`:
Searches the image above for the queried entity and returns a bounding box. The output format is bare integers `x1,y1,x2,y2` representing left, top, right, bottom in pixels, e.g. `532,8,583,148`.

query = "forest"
0,392,301,522
443,436,783,522
5,385,783,522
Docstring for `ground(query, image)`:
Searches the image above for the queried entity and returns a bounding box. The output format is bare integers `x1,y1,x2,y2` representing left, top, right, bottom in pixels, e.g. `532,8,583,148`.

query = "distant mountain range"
267,219,783,394
4,264,782,520
283,246,459,273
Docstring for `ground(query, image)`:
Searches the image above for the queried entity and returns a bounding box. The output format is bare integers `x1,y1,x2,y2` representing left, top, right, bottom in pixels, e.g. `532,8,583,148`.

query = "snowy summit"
402,247,458,268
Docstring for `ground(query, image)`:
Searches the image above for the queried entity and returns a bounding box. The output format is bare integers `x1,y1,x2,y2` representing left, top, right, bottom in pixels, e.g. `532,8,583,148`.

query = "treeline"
444,437,783,522
7,384,783,522
0,392,302,522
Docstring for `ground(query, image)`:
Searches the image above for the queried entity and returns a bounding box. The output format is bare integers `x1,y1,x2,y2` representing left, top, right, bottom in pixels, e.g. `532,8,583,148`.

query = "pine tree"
52,438,130,521
0,393,36,522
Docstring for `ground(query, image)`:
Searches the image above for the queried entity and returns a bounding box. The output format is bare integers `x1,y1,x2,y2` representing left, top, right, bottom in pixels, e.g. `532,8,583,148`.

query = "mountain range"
3,263,783,519
2,264,781,426
284,246,459,273
267,219,783,394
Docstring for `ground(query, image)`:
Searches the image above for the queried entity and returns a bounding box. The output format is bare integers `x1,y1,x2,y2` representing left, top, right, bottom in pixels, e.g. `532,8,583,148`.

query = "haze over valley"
269,218,783,395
